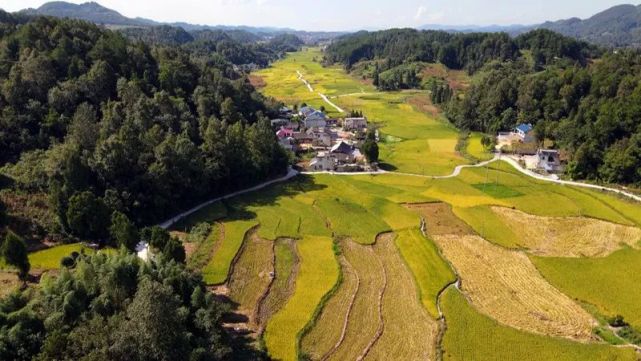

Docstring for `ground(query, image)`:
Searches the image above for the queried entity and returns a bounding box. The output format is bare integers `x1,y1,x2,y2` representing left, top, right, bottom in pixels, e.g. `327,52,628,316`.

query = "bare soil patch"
406,202,474,236
248,74,266,88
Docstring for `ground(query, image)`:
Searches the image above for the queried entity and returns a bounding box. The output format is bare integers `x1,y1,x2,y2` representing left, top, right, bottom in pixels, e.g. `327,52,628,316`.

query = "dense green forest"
0,12,290,243
0,251,262,360
327,28,641,185
446,50,641,185
325,29,597,89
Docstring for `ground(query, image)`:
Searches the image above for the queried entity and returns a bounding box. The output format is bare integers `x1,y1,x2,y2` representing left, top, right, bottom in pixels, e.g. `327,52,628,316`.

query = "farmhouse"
343,117,368,131
276,127,294,139
306,127,333,147
537,149,563,173
271,118,289,127
309,152,336,171
278,137,296,151
303,111,327,128
514,123,535,143
299,106,316,117
330,141,358,163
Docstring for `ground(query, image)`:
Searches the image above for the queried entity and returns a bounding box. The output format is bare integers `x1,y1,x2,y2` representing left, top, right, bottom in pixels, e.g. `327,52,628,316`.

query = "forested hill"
0,12,289,239
324,28,597,73
533,4,641,48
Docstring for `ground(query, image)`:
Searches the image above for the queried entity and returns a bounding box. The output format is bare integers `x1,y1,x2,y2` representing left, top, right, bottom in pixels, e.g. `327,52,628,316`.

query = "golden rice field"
492,206,641,257
434,234,597,341
227,228,274,330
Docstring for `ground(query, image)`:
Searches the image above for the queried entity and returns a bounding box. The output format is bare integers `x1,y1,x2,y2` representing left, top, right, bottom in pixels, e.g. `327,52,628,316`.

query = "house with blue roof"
514,123,534,143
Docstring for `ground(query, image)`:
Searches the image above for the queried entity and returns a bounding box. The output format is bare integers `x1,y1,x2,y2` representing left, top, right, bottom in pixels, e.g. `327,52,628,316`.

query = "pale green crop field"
532,247,641,331
441,288,637,361
263,235,339,361
255,49,468,175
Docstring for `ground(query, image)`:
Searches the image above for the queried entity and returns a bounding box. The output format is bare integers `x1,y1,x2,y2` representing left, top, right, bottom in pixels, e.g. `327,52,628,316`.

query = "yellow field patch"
434,234,597,341
366,233,438,360
493,207,641,257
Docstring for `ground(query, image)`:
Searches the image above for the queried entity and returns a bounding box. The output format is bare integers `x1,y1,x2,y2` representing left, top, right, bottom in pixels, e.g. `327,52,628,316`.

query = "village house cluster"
272,105,375,172
497,123,564,174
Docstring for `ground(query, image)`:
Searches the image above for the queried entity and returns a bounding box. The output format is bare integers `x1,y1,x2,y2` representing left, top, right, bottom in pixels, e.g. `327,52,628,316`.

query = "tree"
110,211,139,251
66,191,110,241
111,277,189,361
162,237,186,264
142,226,171,251
361,139,379,163
2,231,30,281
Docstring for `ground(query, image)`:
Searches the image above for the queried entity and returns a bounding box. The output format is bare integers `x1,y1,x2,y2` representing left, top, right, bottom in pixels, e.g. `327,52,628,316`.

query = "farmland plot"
434,234,597,340
264,236,339,361
366,233,438,360
441,288,637,361
300,249,359,360
492,206,641,257
227,228,275,330
257,239,299,329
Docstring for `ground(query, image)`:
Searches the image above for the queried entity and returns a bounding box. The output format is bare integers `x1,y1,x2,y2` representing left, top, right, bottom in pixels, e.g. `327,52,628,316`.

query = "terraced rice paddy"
257,239,299,329
533,247,641,331
441,288,637,361
434,234,597,340
202,219,258,285
263,236,339,361
492,206,641,257
167,49,641,360
227,228,275,330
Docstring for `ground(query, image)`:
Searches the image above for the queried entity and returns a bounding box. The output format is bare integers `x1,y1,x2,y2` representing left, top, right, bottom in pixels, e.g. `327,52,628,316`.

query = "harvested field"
325,240,386,361
434,234,597,341
257,239,299,328
441,288,637,361
227,229,275,331
366,233,438,361
492,207,641,257
300,249,359,360
406,202,474,236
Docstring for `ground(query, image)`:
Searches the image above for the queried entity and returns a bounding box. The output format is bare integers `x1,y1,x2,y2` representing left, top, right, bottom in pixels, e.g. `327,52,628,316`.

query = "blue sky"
1,0,631,31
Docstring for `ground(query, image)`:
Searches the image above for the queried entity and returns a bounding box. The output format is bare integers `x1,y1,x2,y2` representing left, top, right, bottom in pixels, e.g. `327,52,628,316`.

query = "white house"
309,152,336,171
537,149,563,173
306,127,333,147
343,117,368,131
330,141,357,163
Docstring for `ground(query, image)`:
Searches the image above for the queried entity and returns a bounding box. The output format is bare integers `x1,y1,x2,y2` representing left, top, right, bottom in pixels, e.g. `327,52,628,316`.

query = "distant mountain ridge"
421,3,641,48
15,1,344,43
533,4,641,47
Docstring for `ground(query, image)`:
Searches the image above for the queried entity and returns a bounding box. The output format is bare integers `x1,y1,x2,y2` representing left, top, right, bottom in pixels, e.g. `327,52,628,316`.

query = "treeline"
446,50,641,185
121,26,303,66
0,251,261,360
325,28,598,88
0,14,288,241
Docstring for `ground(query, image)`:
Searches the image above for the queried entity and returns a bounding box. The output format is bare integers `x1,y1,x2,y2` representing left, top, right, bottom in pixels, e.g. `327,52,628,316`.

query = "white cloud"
414,5,428,20
414,5,444,23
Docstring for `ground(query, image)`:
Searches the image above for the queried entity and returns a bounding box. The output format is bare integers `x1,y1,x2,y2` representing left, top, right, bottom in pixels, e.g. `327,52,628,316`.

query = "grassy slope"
442,288,637,361
264,236,339,361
